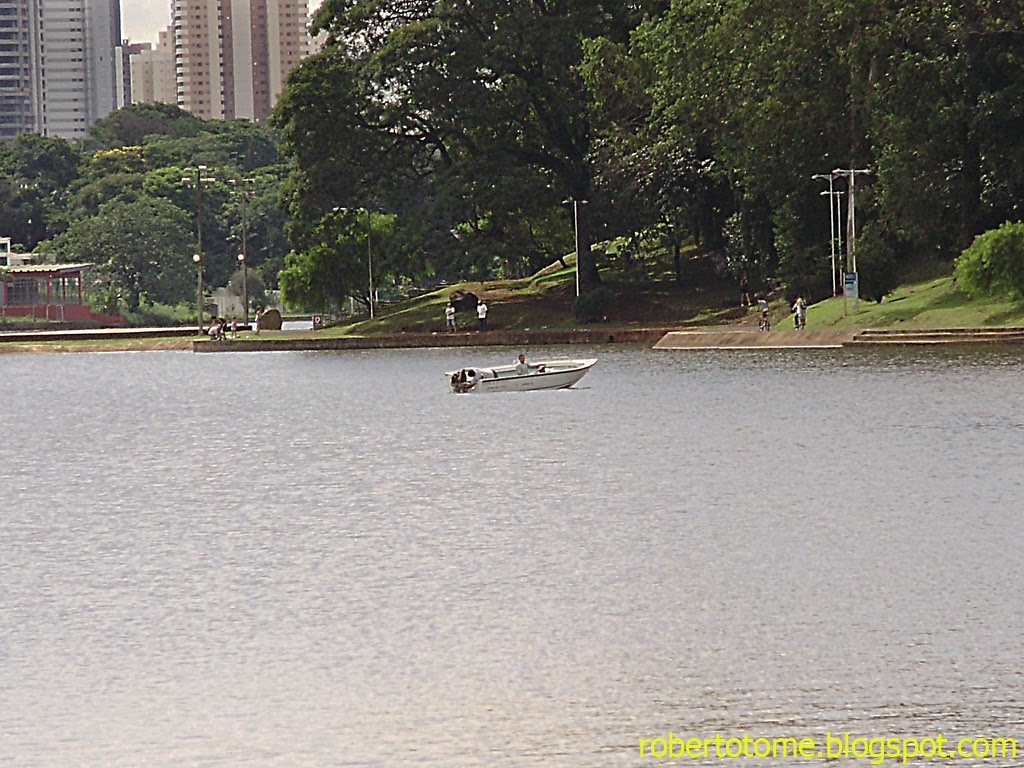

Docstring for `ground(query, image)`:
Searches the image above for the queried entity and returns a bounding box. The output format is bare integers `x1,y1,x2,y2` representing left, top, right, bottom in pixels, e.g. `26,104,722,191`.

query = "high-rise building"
37,0,119,137
0,0,119,139
173,0,308,123
128,27,175,105
0,0,42,140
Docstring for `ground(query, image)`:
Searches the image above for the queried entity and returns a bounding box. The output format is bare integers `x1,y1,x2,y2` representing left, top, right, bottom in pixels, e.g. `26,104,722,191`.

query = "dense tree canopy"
54,196,194,310
1,105,290,316
4,0,1023,316
275,0,1024,304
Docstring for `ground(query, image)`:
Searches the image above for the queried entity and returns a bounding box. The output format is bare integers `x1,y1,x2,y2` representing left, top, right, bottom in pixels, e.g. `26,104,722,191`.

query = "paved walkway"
3,324,1023,353
193,327,674,352
655,327,1024,349
655,329,857,349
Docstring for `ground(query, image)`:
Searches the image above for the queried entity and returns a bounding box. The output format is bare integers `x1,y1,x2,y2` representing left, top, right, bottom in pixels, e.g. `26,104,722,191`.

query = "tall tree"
53,196,194,310
276,0,652,290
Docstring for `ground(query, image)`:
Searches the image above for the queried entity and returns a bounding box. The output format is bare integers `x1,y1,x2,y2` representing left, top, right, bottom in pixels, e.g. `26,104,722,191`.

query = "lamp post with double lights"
812,173,840,296
182,165,216,328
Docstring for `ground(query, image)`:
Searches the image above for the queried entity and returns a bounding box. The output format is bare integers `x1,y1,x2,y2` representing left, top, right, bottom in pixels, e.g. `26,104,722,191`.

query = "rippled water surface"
1,345,1022,767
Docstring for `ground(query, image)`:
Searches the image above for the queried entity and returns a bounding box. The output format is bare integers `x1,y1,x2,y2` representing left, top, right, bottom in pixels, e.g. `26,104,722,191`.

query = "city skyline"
121,0,317,44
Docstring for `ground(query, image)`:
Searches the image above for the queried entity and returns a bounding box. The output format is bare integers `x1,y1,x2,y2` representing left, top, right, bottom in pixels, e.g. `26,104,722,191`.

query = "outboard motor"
450,368,479,393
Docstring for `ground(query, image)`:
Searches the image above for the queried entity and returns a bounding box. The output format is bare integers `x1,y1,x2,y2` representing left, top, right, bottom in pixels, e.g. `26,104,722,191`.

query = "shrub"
573,286,614,322
954,221,1024,299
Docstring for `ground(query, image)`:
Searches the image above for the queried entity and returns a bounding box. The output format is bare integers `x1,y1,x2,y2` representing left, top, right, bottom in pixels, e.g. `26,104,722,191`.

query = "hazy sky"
122,0,171,43
121,0,319,45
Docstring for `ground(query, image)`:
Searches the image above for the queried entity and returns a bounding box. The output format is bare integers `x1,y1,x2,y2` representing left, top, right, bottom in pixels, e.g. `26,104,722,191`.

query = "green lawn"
317,246,746,336
808,275,1024,329
307,254,1024,337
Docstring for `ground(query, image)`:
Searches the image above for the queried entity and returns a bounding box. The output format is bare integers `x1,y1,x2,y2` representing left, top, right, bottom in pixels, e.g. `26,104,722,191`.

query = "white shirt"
515,361,529,375
445,306,455,320
477,302,488,319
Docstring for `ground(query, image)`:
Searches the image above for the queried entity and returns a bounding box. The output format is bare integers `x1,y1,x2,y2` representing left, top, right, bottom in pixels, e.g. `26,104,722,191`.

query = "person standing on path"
757,297,770,331
476,300,488,331
792,296,807,330
740,275,750,307
445,303,457,333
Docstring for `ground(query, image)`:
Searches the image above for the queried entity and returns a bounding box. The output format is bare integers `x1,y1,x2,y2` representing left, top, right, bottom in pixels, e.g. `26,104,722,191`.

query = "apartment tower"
0,0,119,139
128,27,175,105
0,0,41,139
173,0,307,122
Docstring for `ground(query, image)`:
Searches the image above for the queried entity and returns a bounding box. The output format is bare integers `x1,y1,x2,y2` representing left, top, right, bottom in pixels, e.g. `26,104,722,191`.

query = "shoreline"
1,325,1023,355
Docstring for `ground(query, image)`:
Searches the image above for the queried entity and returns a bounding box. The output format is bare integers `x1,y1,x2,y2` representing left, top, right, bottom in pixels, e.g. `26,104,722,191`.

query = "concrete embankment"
0,326,197,343
655,326,1024,349
3,324,1023,354
655,329,858,349
193,327,673,353
847,327,1024,346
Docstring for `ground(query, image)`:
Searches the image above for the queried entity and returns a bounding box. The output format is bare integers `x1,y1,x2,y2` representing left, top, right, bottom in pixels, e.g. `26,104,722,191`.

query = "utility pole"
833,167,870,313
182,165,216,332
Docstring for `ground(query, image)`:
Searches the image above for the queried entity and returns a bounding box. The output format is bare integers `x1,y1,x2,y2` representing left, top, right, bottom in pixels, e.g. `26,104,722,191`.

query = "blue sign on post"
844,272,859,300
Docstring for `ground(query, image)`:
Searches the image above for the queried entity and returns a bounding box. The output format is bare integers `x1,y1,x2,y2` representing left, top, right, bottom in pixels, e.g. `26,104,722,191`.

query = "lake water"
1,345,1022,767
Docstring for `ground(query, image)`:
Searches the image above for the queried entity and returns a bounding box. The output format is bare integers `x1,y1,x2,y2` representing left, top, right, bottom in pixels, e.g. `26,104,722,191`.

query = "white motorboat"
447,358,597,393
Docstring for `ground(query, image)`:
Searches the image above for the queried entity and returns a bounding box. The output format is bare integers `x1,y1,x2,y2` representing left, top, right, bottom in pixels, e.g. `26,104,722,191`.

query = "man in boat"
515,354,546,375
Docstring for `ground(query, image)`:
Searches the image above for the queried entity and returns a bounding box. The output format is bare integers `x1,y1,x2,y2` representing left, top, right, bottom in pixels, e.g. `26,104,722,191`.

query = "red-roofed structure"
1,262,124,326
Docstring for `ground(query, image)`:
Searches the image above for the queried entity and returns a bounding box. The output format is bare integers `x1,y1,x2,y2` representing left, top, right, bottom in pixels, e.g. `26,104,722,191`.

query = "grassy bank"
320,247,745,337
308,249,1024,337
5,249,1023,353
805,275,1024,329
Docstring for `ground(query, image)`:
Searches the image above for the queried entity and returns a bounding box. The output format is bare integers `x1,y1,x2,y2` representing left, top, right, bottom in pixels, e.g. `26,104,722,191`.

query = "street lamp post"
192,253,203,334
182,165,216,327
366,208,374,320
812,173,839,296
823,191,847,296
563,198,588,297
237,252,248,327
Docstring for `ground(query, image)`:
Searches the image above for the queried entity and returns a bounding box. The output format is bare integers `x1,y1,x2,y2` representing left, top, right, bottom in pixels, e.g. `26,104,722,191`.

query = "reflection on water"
1,345,1022,767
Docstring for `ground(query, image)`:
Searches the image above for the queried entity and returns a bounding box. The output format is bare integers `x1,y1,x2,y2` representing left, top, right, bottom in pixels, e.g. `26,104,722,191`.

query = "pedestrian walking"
476,300,488,331
445,303,457,333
